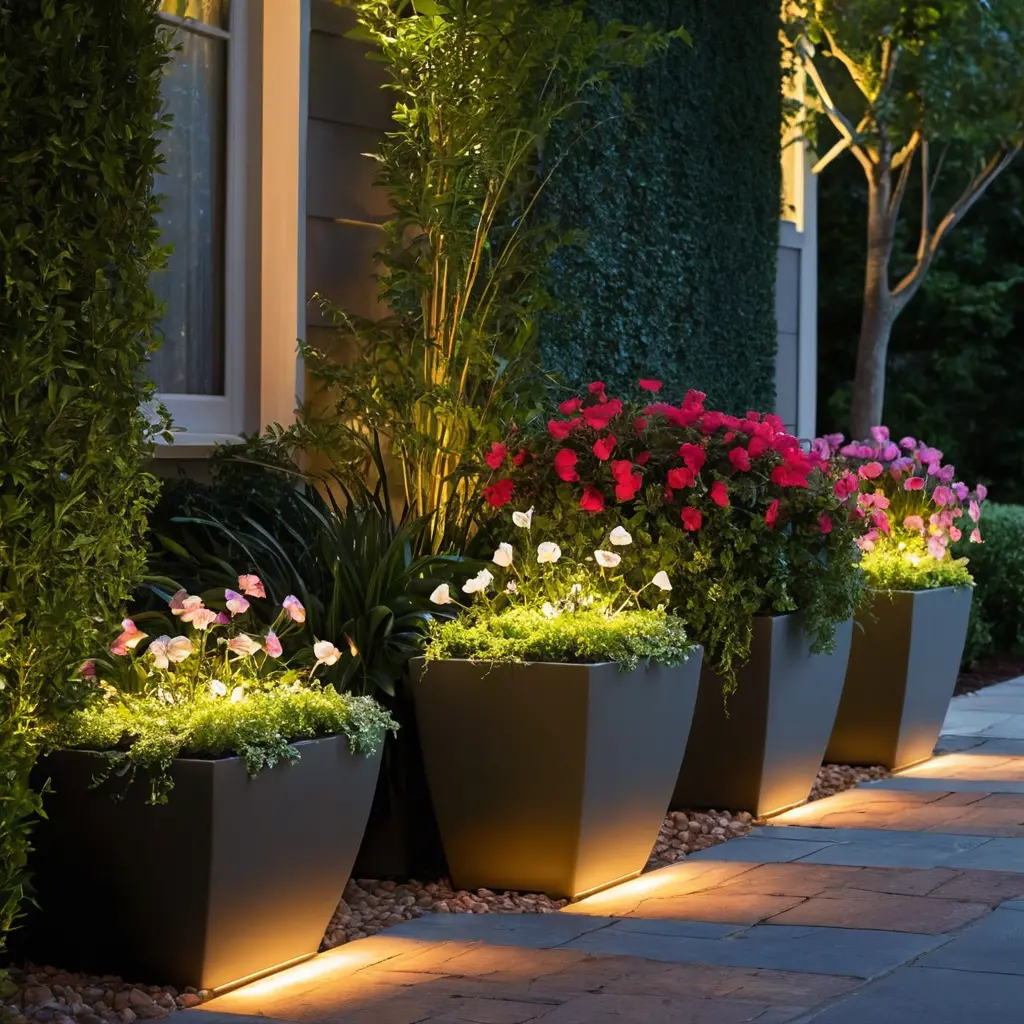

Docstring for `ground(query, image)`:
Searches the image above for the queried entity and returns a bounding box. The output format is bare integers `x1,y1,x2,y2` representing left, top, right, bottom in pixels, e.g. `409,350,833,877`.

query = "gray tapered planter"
24,736,381,991
673,613,853,818
411,651,703,899
826,587,973,770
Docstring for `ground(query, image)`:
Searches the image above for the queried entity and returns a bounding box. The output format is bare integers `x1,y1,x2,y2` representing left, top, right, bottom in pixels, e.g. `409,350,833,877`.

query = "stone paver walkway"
189,678,1024,1024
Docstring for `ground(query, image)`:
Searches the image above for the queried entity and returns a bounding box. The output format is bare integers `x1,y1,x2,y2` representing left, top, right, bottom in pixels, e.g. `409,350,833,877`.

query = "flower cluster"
98,575,346,703
817,427,986,584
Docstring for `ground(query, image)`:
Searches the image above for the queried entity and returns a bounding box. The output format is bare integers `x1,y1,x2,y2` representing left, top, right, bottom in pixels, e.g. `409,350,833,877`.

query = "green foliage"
427,607,693,672
860,537,974,592
0,0,170,952
147,442,462,699
48,685,396,805
954,504,1024,664
539,0,782,408
301,0,680,547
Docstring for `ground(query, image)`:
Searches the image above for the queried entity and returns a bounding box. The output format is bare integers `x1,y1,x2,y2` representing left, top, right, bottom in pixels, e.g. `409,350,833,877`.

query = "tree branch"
888,138,916,226
891,128,920,171
916,139,931,266
875,36,899,104
821,24,870,97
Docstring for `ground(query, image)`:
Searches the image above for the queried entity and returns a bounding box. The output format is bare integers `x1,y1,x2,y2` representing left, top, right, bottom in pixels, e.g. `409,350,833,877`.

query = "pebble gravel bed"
4,764,890,1022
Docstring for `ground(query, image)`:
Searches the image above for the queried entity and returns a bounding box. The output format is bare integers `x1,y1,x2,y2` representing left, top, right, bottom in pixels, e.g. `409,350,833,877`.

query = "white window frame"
155,3,248,441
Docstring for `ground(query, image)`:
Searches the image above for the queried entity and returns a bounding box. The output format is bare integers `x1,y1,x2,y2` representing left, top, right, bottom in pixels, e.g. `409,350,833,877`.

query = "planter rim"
866,584,975,595
415,650,701,671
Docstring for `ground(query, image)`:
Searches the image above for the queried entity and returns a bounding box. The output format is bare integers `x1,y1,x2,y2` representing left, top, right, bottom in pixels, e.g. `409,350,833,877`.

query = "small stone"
175,995,200,1010
118,1010,136,1024
22,987,53,1009
112,995,130,1014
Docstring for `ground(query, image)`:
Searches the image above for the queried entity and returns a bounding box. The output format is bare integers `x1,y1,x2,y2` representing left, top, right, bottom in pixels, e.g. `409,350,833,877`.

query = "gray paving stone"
807,966,1024,1024
944,838,1024,872
947,738,1024,756
797,833,993,870
948,695,1024,714
382,912,616,948
934,735,986,753
941,709,1015,736
865,777,1024,794
603,918,745,939
684,836,835,863
981,715,1024,739
918,906,1024,975
563,924,944,978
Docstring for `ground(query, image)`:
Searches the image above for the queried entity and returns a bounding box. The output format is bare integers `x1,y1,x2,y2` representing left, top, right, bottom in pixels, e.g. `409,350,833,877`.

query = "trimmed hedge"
0,0,169,953
540,0,782,410
958,504,1024,666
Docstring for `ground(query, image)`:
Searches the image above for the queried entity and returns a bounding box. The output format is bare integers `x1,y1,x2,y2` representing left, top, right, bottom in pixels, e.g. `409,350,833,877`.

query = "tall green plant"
298,0,683,548
0,0,169,954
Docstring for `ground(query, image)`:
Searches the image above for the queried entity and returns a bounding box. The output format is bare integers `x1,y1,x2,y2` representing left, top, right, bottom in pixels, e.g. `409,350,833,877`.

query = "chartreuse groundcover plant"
49,576,396,804
471,380,867,690
426,508,693,671
816,428,987,591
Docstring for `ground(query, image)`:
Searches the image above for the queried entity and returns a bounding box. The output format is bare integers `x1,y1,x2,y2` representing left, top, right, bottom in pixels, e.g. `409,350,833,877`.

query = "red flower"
728,446,751,472
858,461,884,480
611,459,634,482
484,442,507,471
588,381,606,395
678,443,706,473
484,478,514,508
748,435,770,459
819,512,832,535
633,416,648,431
593,433,616,461
680,507,703,531
554,448,579,482
559,396,583,415
548,418,574,440
615,472,643,502
635,451,651,466
870,509,891,535
765,499,780,528
667,466,695,489
645,402,699,428
683,389,707,408
723,431,736,444
710,480,729,507
512,448,528,467
580,486,605,513
581,399,622,429
834,472,858,497
638,379,663,392
745,411,762,422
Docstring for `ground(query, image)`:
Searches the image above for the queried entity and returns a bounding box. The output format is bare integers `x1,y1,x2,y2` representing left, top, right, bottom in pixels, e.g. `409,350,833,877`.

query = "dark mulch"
955,655,1024,696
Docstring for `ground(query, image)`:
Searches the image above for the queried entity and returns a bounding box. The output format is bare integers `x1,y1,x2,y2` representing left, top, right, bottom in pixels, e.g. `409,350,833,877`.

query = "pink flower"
169,588,188,613
932,486,954,507
554,448,579,482
764,499,780,529
818,513,832,535
80,660,97,680
904,476,925,491
928,534,948,560
950,526,963,542
918,445,943,465
970,528,983,543
593,434,616,461
903,515,925,533
952,482,970,501
858,461,883,480
484,442,508,471
228,634,262,657
484,479,514,508
282,595,306,623
225,589,250,616
834,472,858,498
680,507,703,531
559,397,582,415
870,510,891,535
638,379,663,392
881,443,900,461
709,480,729,507
900,436,917,450
667,466,695,489
215,611,231,625
728,447,751,472
870,426,890,444
969,500,981,523
856,530,878,553
678,443,706,472
976,484,988,501
190,608,219,631
176,595,207,624
238,575,266,599
264,630,283,658
580,486,605,513
110,619,147,656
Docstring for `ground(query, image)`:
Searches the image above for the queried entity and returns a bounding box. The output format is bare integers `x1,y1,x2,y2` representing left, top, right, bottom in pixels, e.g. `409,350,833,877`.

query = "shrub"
0,0,169,952
955,504,1024,665
472,381,866,688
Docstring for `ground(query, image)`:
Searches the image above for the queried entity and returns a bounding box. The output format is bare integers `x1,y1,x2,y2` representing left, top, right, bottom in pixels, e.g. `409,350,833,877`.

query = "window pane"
149,28,227,396
160,0,229,30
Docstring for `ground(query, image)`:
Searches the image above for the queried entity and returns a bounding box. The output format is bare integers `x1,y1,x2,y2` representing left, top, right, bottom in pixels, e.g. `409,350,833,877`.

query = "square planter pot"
411,652,703,900
673,613,853,818
22,736,381,992
826,587,973,770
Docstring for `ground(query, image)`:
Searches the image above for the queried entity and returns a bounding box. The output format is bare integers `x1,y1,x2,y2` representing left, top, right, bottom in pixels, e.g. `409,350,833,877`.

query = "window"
153,0,245,437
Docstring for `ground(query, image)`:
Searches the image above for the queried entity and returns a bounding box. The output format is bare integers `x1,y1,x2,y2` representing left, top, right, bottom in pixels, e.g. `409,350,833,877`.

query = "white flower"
227,634,262,657
652,571,672,591
536,542,561,564
512,507,534,529
314,640,343,666
210,680,228,697
429,583,452,605
609,526,633,546
462,568,494,594
230,686,246,704
147,636,173,670
594,550,621,568
541,602,559,619
492,542,514,567
166,636,195,664
506,581,518,593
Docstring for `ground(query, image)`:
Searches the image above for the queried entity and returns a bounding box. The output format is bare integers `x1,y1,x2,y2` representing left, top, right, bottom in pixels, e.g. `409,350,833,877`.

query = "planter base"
673,614,852,818
826,587,973,771
21,736,380,991
412,652,703,900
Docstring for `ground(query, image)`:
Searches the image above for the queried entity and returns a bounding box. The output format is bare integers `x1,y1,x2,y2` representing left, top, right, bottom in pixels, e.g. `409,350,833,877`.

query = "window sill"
152,432,245,459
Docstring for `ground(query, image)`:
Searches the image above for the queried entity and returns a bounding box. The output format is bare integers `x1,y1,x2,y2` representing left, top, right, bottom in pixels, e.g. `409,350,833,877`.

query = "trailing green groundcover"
49,686,397,805
540,0,782,409
426,608,694,671
0,0,169,954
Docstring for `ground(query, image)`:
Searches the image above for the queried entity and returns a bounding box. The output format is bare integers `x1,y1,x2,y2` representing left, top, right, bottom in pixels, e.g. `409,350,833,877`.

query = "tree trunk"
850,175,896,438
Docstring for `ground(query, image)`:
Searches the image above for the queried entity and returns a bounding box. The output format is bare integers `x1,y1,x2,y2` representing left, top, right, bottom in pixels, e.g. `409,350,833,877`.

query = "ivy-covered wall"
541,0,782,411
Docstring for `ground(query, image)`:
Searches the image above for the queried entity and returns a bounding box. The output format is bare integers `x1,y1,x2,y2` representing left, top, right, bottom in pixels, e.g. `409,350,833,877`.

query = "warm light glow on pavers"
899,753,1024,781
